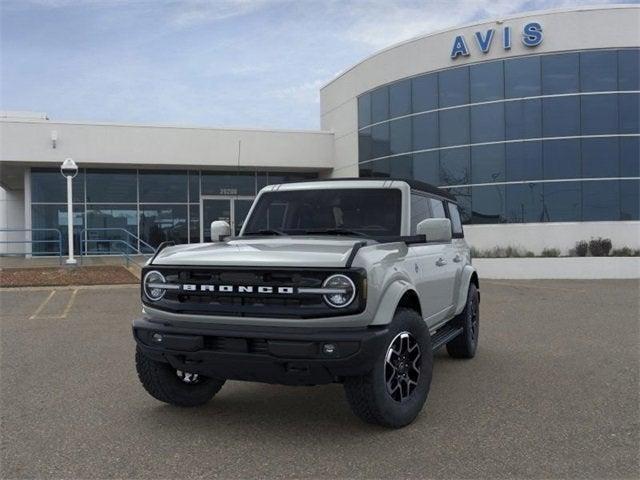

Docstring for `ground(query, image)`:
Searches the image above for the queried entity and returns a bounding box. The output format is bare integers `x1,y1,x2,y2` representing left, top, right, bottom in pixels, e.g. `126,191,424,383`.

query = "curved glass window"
357,48,640,224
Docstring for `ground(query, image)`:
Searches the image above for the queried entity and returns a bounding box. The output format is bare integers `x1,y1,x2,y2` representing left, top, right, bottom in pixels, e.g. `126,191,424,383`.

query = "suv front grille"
142,266,366,319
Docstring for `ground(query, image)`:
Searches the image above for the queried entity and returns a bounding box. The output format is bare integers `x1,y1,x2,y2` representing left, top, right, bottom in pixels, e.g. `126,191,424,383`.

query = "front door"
200,196,254,242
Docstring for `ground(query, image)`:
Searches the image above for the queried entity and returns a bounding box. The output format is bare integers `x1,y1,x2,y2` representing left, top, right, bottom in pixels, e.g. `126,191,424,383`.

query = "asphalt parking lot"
1,280,638,479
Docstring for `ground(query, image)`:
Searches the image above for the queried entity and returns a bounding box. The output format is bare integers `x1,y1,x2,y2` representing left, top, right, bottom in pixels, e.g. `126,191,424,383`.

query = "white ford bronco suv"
133,179,479,428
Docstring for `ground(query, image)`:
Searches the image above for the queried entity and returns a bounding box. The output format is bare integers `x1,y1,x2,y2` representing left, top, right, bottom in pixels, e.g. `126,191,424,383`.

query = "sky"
1,0,635,130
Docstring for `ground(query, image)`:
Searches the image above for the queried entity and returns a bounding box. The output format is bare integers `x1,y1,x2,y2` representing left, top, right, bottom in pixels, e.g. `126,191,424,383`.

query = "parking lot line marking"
58,288,78,318
29,290,56,319
483,280,586,293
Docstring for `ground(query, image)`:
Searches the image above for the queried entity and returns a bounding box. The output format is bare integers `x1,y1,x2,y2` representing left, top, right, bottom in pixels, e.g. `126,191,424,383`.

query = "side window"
410,194,429,234
428,198,446,218
448,203,464,237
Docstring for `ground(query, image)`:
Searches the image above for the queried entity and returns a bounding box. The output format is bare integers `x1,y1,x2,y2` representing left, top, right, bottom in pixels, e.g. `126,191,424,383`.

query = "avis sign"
450,22,543,59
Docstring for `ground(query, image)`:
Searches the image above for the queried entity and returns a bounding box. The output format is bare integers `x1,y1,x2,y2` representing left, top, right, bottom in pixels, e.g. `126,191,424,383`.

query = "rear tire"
343,308,433,428
135,346,225,407
446,283,479,359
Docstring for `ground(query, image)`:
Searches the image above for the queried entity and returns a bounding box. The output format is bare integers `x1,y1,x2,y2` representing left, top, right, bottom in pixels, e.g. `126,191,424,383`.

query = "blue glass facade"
357,49,640,223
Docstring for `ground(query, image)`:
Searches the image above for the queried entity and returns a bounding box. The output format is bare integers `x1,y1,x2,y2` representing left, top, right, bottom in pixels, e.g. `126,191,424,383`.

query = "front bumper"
133,317,389,386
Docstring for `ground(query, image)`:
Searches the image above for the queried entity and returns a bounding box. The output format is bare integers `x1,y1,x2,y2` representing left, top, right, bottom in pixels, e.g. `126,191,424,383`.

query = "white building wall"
0,120,335,171
0,186,25,254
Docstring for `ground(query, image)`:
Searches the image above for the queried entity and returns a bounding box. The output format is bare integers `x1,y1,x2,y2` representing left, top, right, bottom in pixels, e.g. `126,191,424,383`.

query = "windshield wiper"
243,229,286,236
305,228,370,238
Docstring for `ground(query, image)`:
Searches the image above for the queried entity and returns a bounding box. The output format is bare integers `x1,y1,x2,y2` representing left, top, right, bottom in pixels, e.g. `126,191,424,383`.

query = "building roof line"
0,117,334,136
320,4,639,91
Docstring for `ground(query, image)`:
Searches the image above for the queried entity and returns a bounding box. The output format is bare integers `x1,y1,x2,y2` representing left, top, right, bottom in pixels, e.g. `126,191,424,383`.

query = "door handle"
453,255,462,263
435,257,447,267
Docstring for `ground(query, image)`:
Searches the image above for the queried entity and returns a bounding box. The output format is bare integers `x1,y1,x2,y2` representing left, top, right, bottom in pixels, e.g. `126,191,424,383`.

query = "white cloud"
168,0,283,28
338,0,605,49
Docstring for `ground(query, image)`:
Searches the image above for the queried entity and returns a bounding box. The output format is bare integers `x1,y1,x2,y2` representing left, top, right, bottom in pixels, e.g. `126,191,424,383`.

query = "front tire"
446,283,479,359
135,346,225,407
343,308,433,428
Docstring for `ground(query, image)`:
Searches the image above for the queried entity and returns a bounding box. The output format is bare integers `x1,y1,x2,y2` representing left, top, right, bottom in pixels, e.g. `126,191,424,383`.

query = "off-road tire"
135,346,225,407
343,308,433,428
446,283,479,359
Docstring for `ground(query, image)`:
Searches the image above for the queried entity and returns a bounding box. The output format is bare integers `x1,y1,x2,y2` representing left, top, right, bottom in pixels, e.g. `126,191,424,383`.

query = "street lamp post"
60,158,78,265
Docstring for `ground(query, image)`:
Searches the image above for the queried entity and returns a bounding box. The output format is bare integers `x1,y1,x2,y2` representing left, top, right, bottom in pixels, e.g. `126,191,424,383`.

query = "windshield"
242,188,401,239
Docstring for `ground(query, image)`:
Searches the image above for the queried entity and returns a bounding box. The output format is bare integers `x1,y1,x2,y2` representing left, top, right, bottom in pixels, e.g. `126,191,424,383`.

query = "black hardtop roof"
300,177,456,202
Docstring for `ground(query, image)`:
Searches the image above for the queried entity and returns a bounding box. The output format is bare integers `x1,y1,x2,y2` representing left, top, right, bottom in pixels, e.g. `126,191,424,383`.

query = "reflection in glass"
31,169,85,203
581,94,619,135
542,182,581,222
413,152,440,186
189,171,200,203
86,169,136,203
439,108,469,147
371,123,390,158
542,53,579,94
440,148,470,186
139,205,188,247
471,144,505,184
618,49,640,91
412,112,438,151
359,128,373,162
620,137,640,177
582,138,619,178
505,56,540,98
390,118,411,155
389,155,413,179
439,67,469,108
506,183,543,223
471,185,505,224
620,179,640,220
506,142,543,182
619,93,640,134
86,204,138,254
470,61,504,102
189,205,200,243
358,93,371,128
470,103,504,143
390,79,411,118
371,87,389,123
543,139,581,180
412,74,438,113
140,170,188,203
580,51,617,92
542,96,580,137
583,180,619,221
505,99,541,140
31,204,84,255
201,199,231,243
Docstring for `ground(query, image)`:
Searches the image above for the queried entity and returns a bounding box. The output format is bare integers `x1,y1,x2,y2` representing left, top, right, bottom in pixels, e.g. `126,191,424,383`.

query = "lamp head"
60,158,78,178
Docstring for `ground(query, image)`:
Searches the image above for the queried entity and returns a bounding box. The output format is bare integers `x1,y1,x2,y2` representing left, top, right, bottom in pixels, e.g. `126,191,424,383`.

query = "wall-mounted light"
51,130,58,149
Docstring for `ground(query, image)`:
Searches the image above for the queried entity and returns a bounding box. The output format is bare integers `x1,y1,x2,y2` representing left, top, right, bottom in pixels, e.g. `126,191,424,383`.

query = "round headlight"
143,270,166,301
322,274,356,308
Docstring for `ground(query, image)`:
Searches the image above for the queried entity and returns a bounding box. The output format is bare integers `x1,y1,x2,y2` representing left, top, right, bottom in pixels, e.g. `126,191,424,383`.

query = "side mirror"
416,218,452,243
210,220,231,242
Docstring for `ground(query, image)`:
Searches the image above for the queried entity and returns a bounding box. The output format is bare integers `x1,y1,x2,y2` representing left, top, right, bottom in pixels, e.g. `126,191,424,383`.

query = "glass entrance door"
201,196,254,242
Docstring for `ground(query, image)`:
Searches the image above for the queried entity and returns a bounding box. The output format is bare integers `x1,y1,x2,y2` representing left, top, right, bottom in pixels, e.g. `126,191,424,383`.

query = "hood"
151,237,365,268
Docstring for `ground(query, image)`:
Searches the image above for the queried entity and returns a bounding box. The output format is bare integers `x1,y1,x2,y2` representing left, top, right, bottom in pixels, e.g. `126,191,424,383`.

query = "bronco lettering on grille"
181,284,296,294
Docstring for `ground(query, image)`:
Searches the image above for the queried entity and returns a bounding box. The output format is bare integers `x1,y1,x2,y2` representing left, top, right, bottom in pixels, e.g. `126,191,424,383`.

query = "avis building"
1,5,638,257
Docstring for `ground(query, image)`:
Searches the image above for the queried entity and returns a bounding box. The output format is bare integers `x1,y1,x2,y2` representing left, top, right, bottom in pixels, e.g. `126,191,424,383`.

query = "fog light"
323,343,336,354
152,333,163,343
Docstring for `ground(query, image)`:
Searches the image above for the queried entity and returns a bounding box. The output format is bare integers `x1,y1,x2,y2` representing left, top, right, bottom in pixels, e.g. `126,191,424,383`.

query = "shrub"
541,248,561,257
610,247,640,257
574,240,589,257
588,237,612,257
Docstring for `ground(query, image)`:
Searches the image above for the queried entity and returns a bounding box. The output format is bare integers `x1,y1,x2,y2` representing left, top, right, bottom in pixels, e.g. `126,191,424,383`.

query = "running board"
431,325,464,351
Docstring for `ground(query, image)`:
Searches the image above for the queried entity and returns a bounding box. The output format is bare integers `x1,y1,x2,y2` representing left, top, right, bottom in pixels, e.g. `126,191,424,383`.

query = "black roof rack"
289,177,457,202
